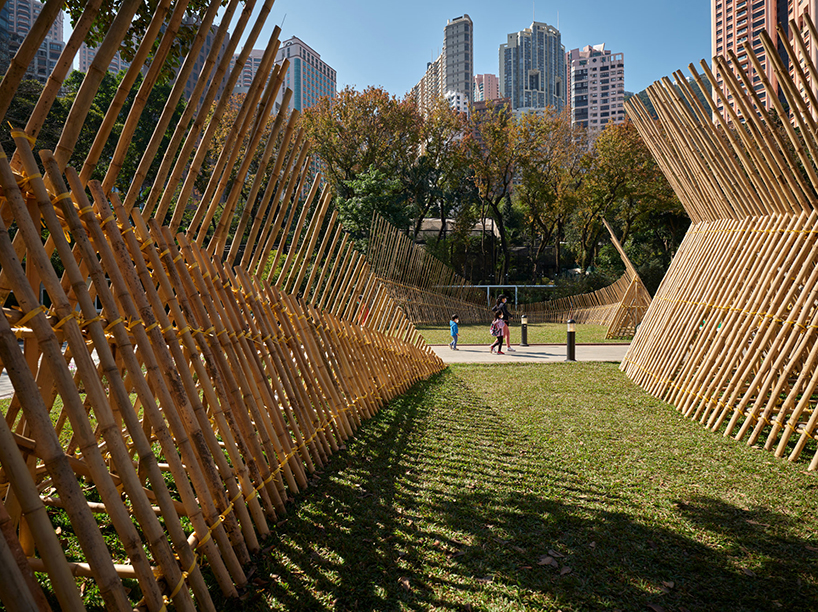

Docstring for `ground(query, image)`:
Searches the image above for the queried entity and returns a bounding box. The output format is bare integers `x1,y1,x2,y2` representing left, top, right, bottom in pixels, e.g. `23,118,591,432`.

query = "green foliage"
63,0,222,84
335,166,406,249
2,70,187,196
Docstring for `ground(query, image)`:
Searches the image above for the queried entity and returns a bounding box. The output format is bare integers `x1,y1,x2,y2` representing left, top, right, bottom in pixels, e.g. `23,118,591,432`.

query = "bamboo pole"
122,0,240,214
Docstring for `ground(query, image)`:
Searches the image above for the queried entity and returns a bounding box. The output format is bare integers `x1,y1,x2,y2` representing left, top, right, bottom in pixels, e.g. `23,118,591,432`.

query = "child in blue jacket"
449,315,460,350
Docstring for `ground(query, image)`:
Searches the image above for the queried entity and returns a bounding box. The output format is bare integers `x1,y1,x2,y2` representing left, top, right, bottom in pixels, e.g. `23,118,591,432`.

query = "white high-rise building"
78,43,131,74
272,36,336,112
412,14,473,115
566,43,625,134
499,21,565,112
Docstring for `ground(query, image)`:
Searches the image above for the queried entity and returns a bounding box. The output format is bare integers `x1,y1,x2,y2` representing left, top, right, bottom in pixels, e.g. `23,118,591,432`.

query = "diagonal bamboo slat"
622,13,818,472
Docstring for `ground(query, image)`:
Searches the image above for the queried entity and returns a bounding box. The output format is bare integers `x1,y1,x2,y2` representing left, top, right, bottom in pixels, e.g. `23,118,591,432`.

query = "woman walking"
492,295,514,351
489,310,505,354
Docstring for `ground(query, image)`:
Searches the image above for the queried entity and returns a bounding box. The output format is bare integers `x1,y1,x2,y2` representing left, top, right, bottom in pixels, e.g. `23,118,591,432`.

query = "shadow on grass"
213,369,818,612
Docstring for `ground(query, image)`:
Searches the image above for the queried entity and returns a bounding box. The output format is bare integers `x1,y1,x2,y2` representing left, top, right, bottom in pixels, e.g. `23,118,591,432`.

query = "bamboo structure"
622,14,818,469
521,219,651,337
0,3,444,609
366,214,487,324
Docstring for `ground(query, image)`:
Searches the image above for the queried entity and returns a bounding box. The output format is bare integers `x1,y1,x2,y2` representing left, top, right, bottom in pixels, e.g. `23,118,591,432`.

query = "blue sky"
256,0,712,95
66,0,712,96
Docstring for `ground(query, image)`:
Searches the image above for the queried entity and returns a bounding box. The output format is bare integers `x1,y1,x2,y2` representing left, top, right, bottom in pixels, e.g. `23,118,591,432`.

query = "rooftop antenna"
280,13,287,29
533,2,535,21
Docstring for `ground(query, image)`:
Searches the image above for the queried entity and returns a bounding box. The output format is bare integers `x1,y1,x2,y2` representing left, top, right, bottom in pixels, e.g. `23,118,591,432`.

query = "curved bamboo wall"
366,214,487,325
0,2,444,610
520,220,651,337
622,14,818,470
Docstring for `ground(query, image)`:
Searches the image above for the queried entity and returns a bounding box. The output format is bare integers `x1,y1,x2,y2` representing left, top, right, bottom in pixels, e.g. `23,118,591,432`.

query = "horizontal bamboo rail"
0,1,445,609
622,13,818,470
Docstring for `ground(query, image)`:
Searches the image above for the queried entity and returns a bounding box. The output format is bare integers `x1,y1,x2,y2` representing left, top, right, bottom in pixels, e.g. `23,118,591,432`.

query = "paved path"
431,343,630,364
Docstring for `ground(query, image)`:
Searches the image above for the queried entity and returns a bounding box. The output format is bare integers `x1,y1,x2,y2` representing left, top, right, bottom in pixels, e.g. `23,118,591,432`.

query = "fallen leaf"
518,565,532,569
742,568,756,577
589,541,596,549
662,581,675,589
548,549,565,558
475,576,494,584
55,526,62,536
494,537,509,545
560,566,572,576
806,545,818,552
512,545,526,553
538,555,553,566
647,605,665,612
448,550,465,559
746,520,771,527
398,577,410,591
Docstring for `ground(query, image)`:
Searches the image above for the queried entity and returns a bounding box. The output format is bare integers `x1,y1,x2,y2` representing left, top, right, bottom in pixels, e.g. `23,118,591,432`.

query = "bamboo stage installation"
520,219,651,337
0,1,445,609
366,213,487,325
622,13,818,470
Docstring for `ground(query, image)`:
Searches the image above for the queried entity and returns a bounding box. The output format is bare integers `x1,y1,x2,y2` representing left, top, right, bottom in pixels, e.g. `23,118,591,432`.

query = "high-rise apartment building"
566,44,625,134
710,0,818,117
0,0,64,82
711,0,787,115
499,21,565,112
412,15,473,115
78,43,131,74
230,49,266,91
183,22,230,106
473,73,500,102
273,36,336,112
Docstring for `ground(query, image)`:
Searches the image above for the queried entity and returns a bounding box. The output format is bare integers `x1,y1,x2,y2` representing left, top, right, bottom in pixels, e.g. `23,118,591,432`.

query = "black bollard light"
566,318,576,362
520,314,529,347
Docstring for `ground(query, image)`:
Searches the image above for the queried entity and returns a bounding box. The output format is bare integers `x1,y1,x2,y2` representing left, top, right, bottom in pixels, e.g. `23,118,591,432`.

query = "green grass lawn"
417,322,630,345
217,363,818,611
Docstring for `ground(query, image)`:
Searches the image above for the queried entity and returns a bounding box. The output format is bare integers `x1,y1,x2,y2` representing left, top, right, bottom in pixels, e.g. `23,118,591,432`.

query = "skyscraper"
499,21,565,112
711,0,786,115
709,0,818,117
78,43,131,74
412,15,473,115
473,73,500,102
566,44,625,134
0,0,64,82
273,36,336,112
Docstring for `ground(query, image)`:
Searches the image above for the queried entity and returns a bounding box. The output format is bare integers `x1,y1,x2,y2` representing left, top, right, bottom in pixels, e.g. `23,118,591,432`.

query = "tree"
516,107,588,279
301,86,422,201
408,97,468,239
463,100,519,282
64,0,220,82
335,166,405,249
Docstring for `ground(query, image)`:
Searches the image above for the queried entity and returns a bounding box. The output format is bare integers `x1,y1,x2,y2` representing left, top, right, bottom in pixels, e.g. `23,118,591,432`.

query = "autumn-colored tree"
409,97,469,239
463,100,519,281
301,85,423,201
516,107,588,279
569,121,662,271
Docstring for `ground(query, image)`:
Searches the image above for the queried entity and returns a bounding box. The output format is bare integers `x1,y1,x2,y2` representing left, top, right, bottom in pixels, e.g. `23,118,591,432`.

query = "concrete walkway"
431,343,630,364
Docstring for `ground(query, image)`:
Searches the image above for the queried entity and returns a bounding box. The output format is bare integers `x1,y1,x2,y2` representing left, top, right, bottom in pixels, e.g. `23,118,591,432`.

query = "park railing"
622,13,818,471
